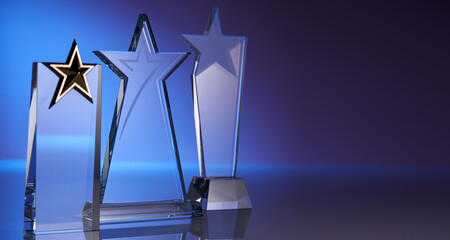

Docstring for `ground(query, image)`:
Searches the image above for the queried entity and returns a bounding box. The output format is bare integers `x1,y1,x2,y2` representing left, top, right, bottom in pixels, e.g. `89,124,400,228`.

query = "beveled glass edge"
24,63,38,228
91,65,102,231
25,62,37,188
232,37,247,178
160,53,189,199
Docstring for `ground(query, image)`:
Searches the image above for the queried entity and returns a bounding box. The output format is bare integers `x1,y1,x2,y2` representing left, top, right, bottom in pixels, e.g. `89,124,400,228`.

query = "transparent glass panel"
95,14,188,204
181,8,247,177
25,56,101,232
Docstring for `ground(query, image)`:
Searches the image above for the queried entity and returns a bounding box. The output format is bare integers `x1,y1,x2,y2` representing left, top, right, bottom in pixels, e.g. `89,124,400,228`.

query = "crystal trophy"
24,40,101,232
180,8,252,210
91,14,190,223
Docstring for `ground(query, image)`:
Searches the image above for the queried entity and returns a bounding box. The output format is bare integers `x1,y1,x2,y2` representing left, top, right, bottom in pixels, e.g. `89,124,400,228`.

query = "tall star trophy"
180,8,252,210
90,14,191,223
24,40,101,232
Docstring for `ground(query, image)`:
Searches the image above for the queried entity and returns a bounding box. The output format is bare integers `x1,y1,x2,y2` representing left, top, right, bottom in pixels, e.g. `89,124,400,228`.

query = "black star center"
44,40,95,109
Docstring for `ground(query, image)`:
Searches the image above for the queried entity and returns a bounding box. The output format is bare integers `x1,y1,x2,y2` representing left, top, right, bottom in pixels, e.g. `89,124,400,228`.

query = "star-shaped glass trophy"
180,7,252,210
24,40,101,232
89,14,191,223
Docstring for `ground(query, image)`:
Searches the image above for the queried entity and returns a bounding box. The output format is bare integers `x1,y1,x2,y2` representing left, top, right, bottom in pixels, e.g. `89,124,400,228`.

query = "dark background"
1,0,450,167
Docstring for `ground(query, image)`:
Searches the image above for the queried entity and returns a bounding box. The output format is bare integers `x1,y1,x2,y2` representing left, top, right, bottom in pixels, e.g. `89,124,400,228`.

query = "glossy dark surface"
2,160,450,239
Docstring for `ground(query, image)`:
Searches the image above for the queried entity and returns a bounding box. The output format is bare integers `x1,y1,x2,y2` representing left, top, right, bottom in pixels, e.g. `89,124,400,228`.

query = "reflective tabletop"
1,160,450,239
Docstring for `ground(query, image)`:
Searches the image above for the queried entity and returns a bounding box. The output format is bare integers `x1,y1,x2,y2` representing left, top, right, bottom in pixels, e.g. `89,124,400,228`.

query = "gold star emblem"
44,40,94,109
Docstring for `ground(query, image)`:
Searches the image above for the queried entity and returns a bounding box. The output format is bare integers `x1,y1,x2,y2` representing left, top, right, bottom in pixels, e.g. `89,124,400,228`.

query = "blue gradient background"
1,0,450,166
1,0,450,239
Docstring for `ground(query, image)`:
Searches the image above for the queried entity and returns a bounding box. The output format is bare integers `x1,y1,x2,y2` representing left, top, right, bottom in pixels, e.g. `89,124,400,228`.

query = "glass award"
180,7,252,210
92,14,190,223
24,40,101,233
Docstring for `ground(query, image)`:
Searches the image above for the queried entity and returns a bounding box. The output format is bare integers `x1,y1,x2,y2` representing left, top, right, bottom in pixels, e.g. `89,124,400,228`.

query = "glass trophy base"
187,177,252,211
83,200,192,225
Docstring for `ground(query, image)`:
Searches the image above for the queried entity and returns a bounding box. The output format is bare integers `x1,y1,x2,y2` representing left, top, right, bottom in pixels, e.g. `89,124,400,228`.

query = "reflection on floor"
2,160,450,239
24,209,252,240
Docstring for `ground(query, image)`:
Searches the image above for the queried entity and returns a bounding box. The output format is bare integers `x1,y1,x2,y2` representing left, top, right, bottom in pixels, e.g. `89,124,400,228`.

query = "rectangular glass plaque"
24,42,101,232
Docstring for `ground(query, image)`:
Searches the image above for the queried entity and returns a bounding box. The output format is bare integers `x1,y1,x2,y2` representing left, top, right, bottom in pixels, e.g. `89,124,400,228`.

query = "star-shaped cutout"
44,40,94,109
94,14,188,137
180,7,245,76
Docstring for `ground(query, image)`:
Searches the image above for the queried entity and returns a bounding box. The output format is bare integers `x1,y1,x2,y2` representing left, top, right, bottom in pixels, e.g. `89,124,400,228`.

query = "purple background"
0,0,449,166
